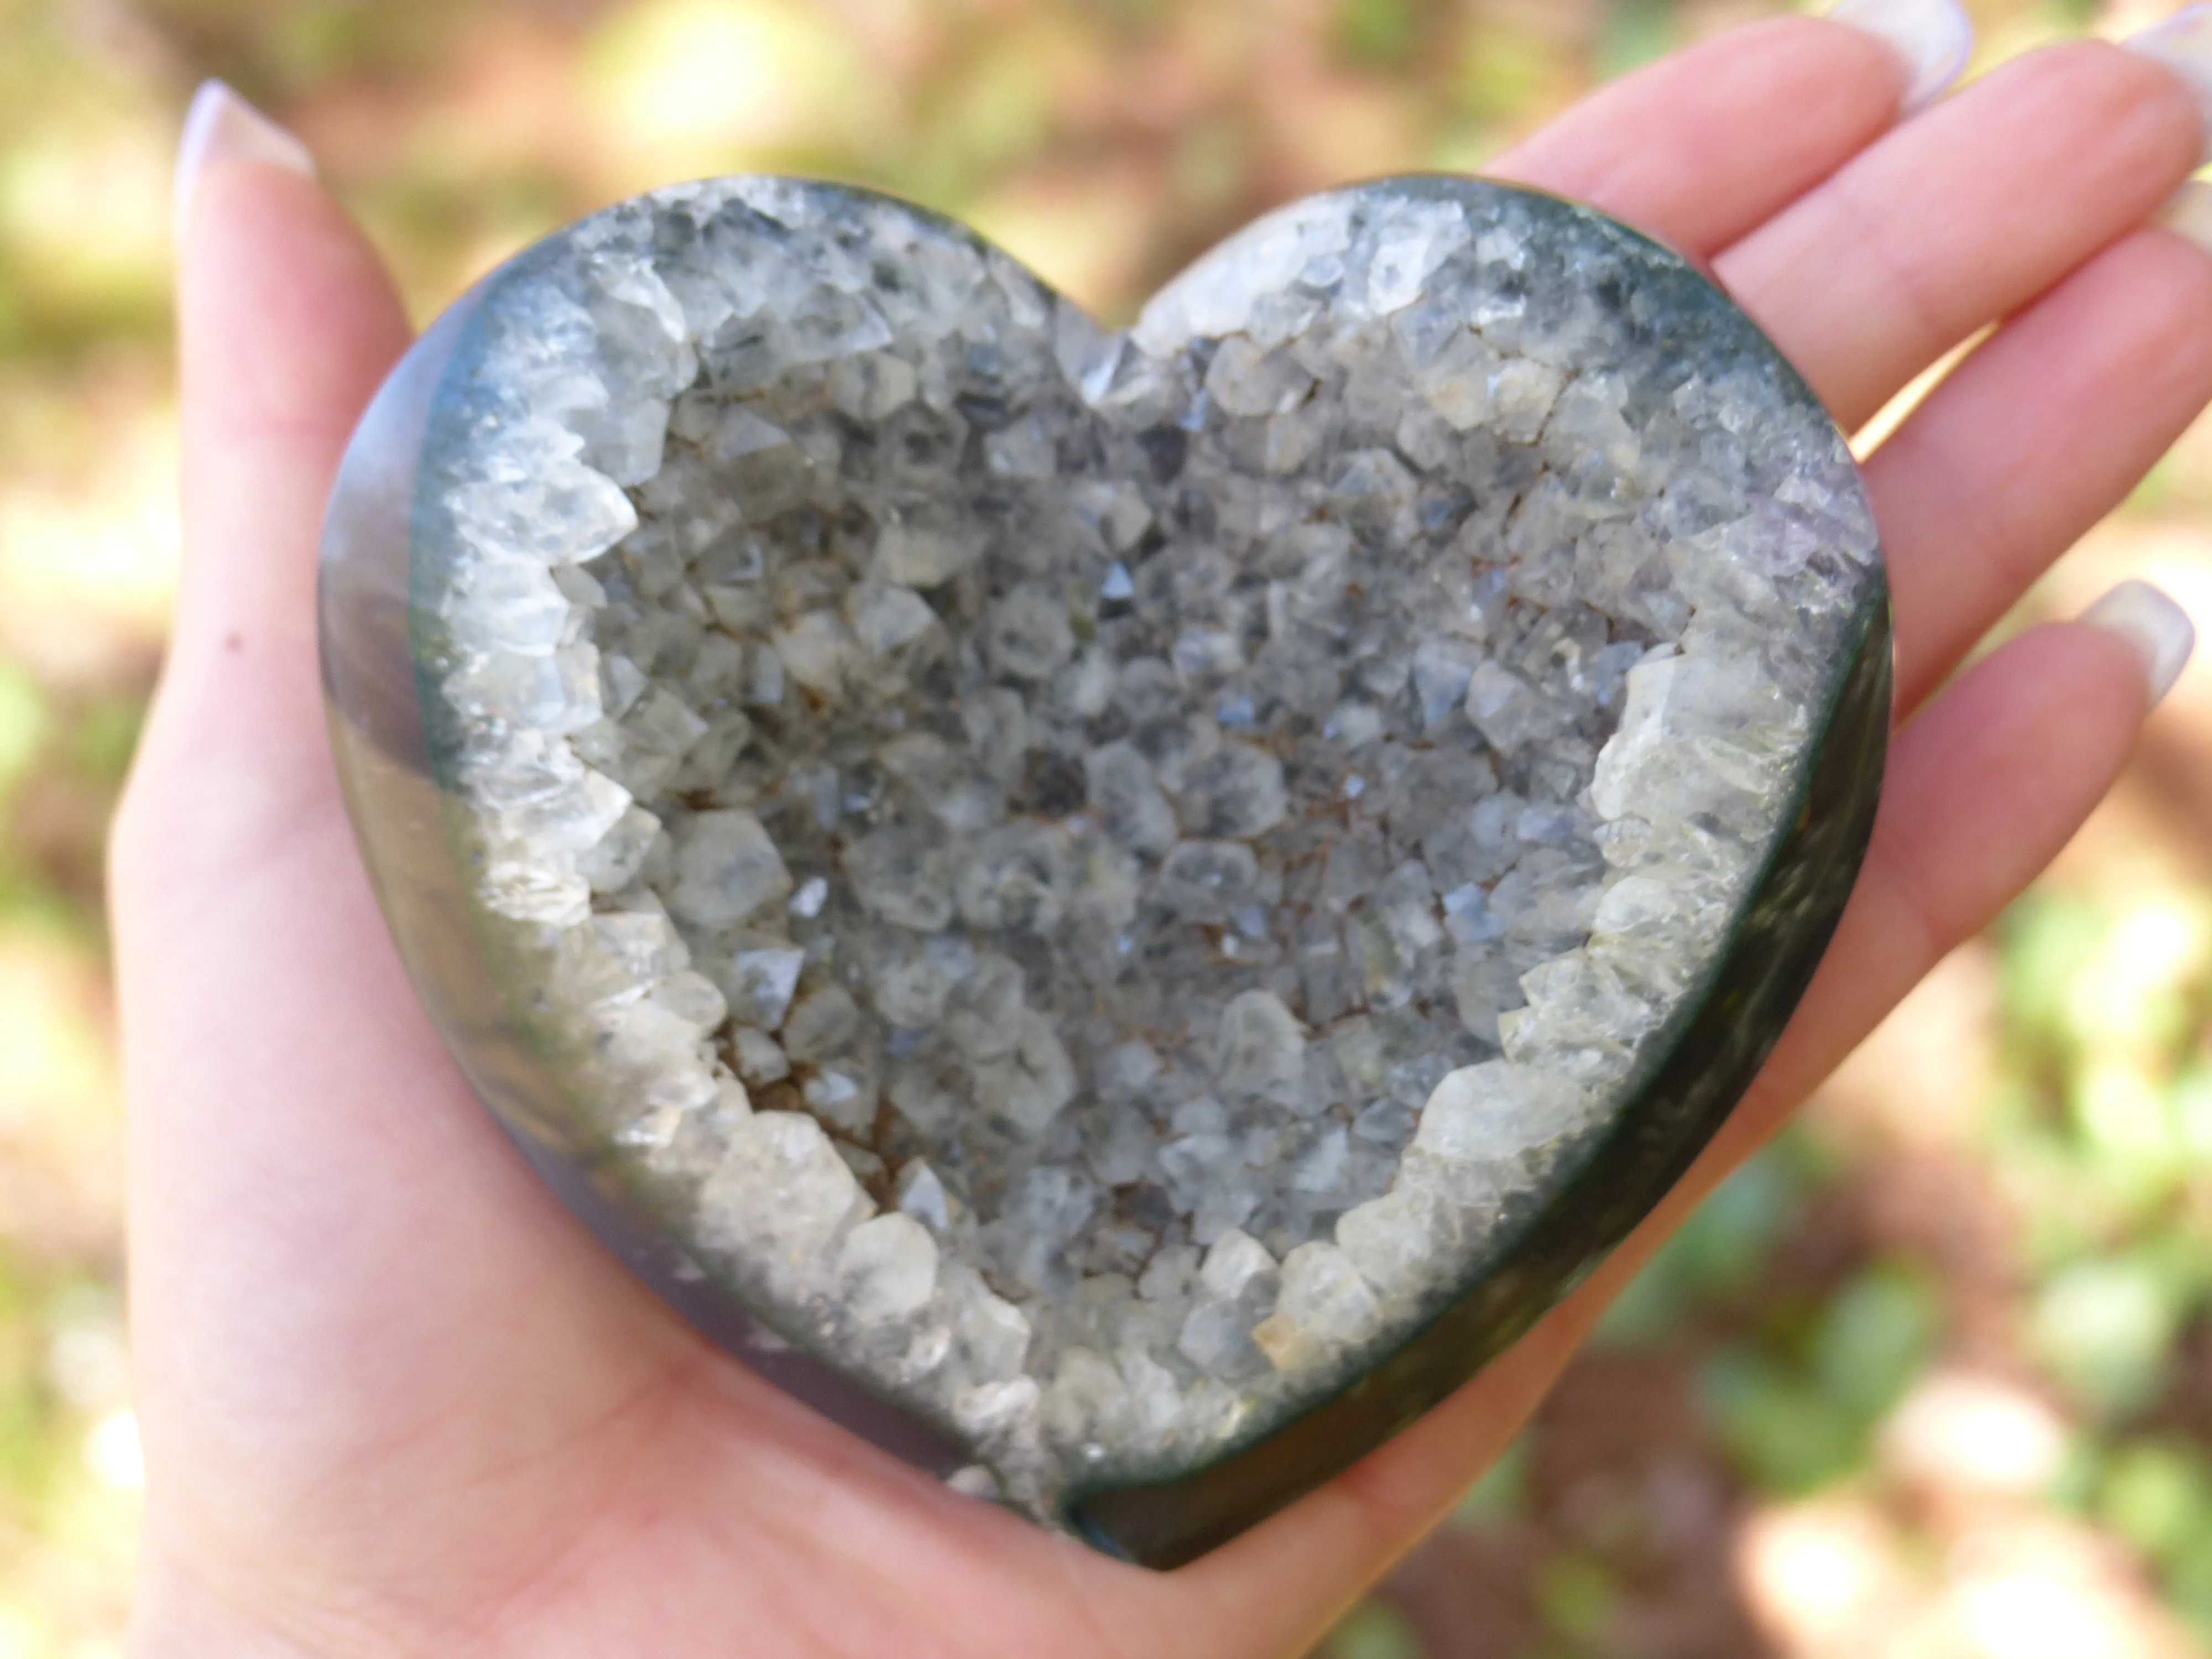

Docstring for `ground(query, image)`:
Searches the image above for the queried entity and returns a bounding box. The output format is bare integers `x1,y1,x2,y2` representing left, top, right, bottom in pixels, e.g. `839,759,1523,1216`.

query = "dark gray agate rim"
319,173,1890,1571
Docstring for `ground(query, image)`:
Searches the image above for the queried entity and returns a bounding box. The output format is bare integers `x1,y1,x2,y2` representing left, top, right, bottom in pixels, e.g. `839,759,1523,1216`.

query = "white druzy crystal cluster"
407,176,1878,1511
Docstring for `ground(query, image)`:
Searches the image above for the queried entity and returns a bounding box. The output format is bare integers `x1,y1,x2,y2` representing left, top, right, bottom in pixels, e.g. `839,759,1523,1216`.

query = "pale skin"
115,16,2212,1656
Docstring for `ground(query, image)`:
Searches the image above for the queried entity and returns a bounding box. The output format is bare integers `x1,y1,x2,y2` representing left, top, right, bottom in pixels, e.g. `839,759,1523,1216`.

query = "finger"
118,138,696,1578
1186,611,2168,1648
1488,15,1907,258
121,144,413,935
153,145,411,826
1714,40,2202,431
1870,222,2212,715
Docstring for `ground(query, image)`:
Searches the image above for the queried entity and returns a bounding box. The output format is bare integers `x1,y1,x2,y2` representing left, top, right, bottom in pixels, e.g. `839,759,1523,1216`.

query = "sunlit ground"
4,1,2211,1654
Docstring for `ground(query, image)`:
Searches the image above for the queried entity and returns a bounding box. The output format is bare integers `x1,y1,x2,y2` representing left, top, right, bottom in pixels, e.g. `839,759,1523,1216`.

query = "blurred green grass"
1,1,2209,1655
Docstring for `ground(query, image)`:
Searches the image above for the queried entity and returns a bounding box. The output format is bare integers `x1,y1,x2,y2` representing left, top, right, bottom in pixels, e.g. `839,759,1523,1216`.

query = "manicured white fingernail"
2126,4,2212,163
2080,579,2195,709
2157,179,2212,255
1828,0,1976,117
174,79,314,251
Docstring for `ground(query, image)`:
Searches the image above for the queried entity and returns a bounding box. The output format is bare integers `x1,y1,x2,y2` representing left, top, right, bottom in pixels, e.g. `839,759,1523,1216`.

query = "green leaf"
1594,0,1674,81
1453,1430,1531,1528
1811,1263,1938,1421
1453,27,1557,126
1597,1146,1804,1348
2100,1440,2212,1562
1593,1247,1688,1348
1324,1599,1422,1659
2031,1257,2188,1418
1673,1149,1798,1298
2172,1066,2212,1168
66,693,143,788
1698,1348,1867,1495
1999,894,2103,1046
1334,0,1420,67
0,662,46,798
1535,1552,1619,1642
2161,1532,2212,1639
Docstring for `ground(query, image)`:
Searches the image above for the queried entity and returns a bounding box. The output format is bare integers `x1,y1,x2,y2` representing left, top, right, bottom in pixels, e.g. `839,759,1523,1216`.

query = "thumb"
123,80,412,906
114,86,693,1612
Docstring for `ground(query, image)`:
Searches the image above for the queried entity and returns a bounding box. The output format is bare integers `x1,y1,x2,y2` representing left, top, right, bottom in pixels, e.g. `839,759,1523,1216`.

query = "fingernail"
1828,0,1976,117
2080,579,2196,709
174,79,314,251
2125,4,2212,163
2157,179,2212,256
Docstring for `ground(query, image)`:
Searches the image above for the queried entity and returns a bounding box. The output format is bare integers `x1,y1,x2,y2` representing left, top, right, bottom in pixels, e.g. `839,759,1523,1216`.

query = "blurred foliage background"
1,0,2210,1653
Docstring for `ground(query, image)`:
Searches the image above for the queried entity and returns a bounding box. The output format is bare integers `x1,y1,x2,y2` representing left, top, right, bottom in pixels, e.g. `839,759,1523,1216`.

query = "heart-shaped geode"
320,175,1888,1567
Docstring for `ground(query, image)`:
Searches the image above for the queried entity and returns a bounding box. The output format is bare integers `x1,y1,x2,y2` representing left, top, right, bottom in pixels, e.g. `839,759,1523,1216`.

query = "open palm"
114,16,2210,1657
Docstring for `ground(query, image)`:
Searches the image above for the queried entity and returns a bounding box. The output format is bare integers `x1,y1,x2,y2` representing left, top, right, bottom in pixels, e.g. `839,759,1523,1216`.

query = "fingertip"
1891,618,2151,863
2124,2,2212,165
178,161,412,455
165,154,413,739
1870,226,2212,716
2076,578,2197,711
1825,0,1974,117
2157,178,2212,262
1933,618,2152,753
1855,618,2148,987
174,80,315,253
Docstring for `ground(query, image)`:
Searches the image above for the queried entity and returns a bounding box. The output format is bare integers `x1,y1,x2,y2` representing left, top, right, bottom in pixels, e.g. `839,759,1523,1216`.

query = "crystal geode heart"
320,175,1888,1566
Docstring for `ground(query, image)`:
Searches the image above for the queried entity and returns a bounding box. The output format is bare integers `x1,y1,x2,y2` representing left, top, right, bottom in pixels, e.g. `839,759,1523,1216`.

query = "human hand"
114,11,2210,1655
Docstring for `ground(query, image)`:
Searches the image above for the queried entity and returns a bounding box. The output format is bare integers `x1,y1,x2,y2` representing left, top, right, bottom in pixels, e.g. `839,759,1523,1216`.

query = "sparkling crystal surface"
320,174,1887,1562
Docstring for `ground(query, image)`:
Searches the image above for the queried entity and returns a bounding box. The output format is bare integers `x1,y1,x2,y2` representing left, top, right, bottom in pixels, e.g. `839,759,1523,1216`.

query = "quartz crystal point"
319,175,1889,1567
